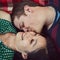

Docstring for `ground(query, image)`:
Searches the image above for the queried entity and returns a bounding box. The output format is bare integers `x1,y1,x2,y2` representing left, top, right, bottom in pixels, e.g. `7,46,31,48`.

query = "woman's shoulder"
0,10,11,22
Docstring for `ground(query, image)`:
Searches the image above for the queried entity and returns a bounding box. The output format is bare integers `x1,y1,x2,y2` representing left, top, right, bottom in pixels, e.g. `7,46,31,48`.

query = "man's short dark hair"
11,0,44,22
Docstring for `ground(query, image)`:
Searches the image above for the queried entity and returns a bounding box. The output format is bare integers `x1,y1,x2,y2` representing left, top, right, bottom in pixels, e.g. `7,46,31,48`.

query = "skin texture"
15,32,47,53
0,10,47,59
14,5,56,33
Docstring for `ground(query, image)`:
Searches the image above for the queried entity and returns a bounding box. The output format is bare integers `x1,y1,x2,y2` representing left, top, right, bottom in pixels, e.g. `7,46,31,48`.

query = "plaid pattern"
0,0,60,13
46,0,60,11
33,0,46,5
47,0,59,6
0,0,46,13
34,0,60,10
0,0,21,13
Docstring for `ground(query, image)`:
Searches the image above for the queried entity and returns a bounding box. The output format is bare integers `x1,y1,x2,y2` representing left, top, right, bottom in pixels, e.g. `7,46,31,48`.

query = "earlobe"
24,5,32,15
21,52,28,59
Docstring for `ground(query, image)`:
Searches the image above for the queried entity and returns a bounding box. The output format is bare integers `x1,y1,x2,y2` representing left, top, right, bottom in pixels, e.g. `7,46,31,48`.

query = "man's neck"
45,6,56,29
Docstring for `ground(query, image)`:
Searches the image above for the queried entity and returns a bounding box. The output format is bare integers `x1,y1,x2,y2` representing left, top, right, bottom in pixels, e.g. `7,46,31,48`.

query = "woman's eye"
30,39,34,44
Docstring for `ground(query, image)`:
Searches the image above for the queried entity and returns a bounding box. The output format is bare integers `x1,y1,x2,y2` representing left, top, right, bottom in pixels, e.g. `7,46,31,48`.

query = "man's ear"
24,5,33,16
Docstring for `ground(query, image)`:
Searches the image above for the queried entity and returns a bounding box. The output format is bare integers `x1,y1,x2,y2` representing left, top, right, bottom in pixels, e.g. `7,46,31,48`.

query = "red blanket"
0,0,60,13
0,0,46,13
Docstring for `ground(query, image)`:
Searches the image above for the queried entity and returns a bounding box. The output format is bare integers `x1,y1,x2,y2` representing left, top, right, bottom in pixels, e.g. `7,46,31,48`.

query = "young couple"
0,0,60,59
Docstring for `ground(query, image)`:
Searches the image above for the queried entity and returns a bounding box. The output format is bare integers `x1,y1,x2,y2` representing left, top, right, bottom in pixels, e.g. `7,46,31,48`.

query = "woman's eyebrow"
20,32,24,40
32,39,37,47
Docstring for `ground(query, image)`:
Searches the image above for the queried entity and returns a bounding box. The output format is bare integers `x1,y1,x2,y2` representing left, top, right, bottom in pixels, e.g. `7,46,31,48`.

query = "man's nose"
22,28,28,32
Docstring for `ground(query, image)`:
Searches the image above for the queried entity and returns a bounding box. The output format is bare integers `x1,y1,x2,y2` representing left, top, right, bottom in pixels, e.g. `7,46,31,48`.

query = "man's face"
14,15,40,33
14,6,44,33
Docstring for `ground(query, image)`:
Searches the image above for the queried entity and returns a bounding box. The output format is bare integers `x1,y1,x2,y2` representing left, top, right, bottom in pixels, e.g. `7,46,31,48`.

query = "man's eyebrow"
19,21,24,28
19,22,22,29
19,22,26,32
22,21,25,27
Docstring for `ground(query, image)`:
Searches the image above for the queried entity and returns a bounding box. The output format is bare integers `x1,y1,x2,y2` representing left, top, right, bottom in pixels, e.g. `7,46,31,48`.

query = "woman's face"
15,32,46,53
